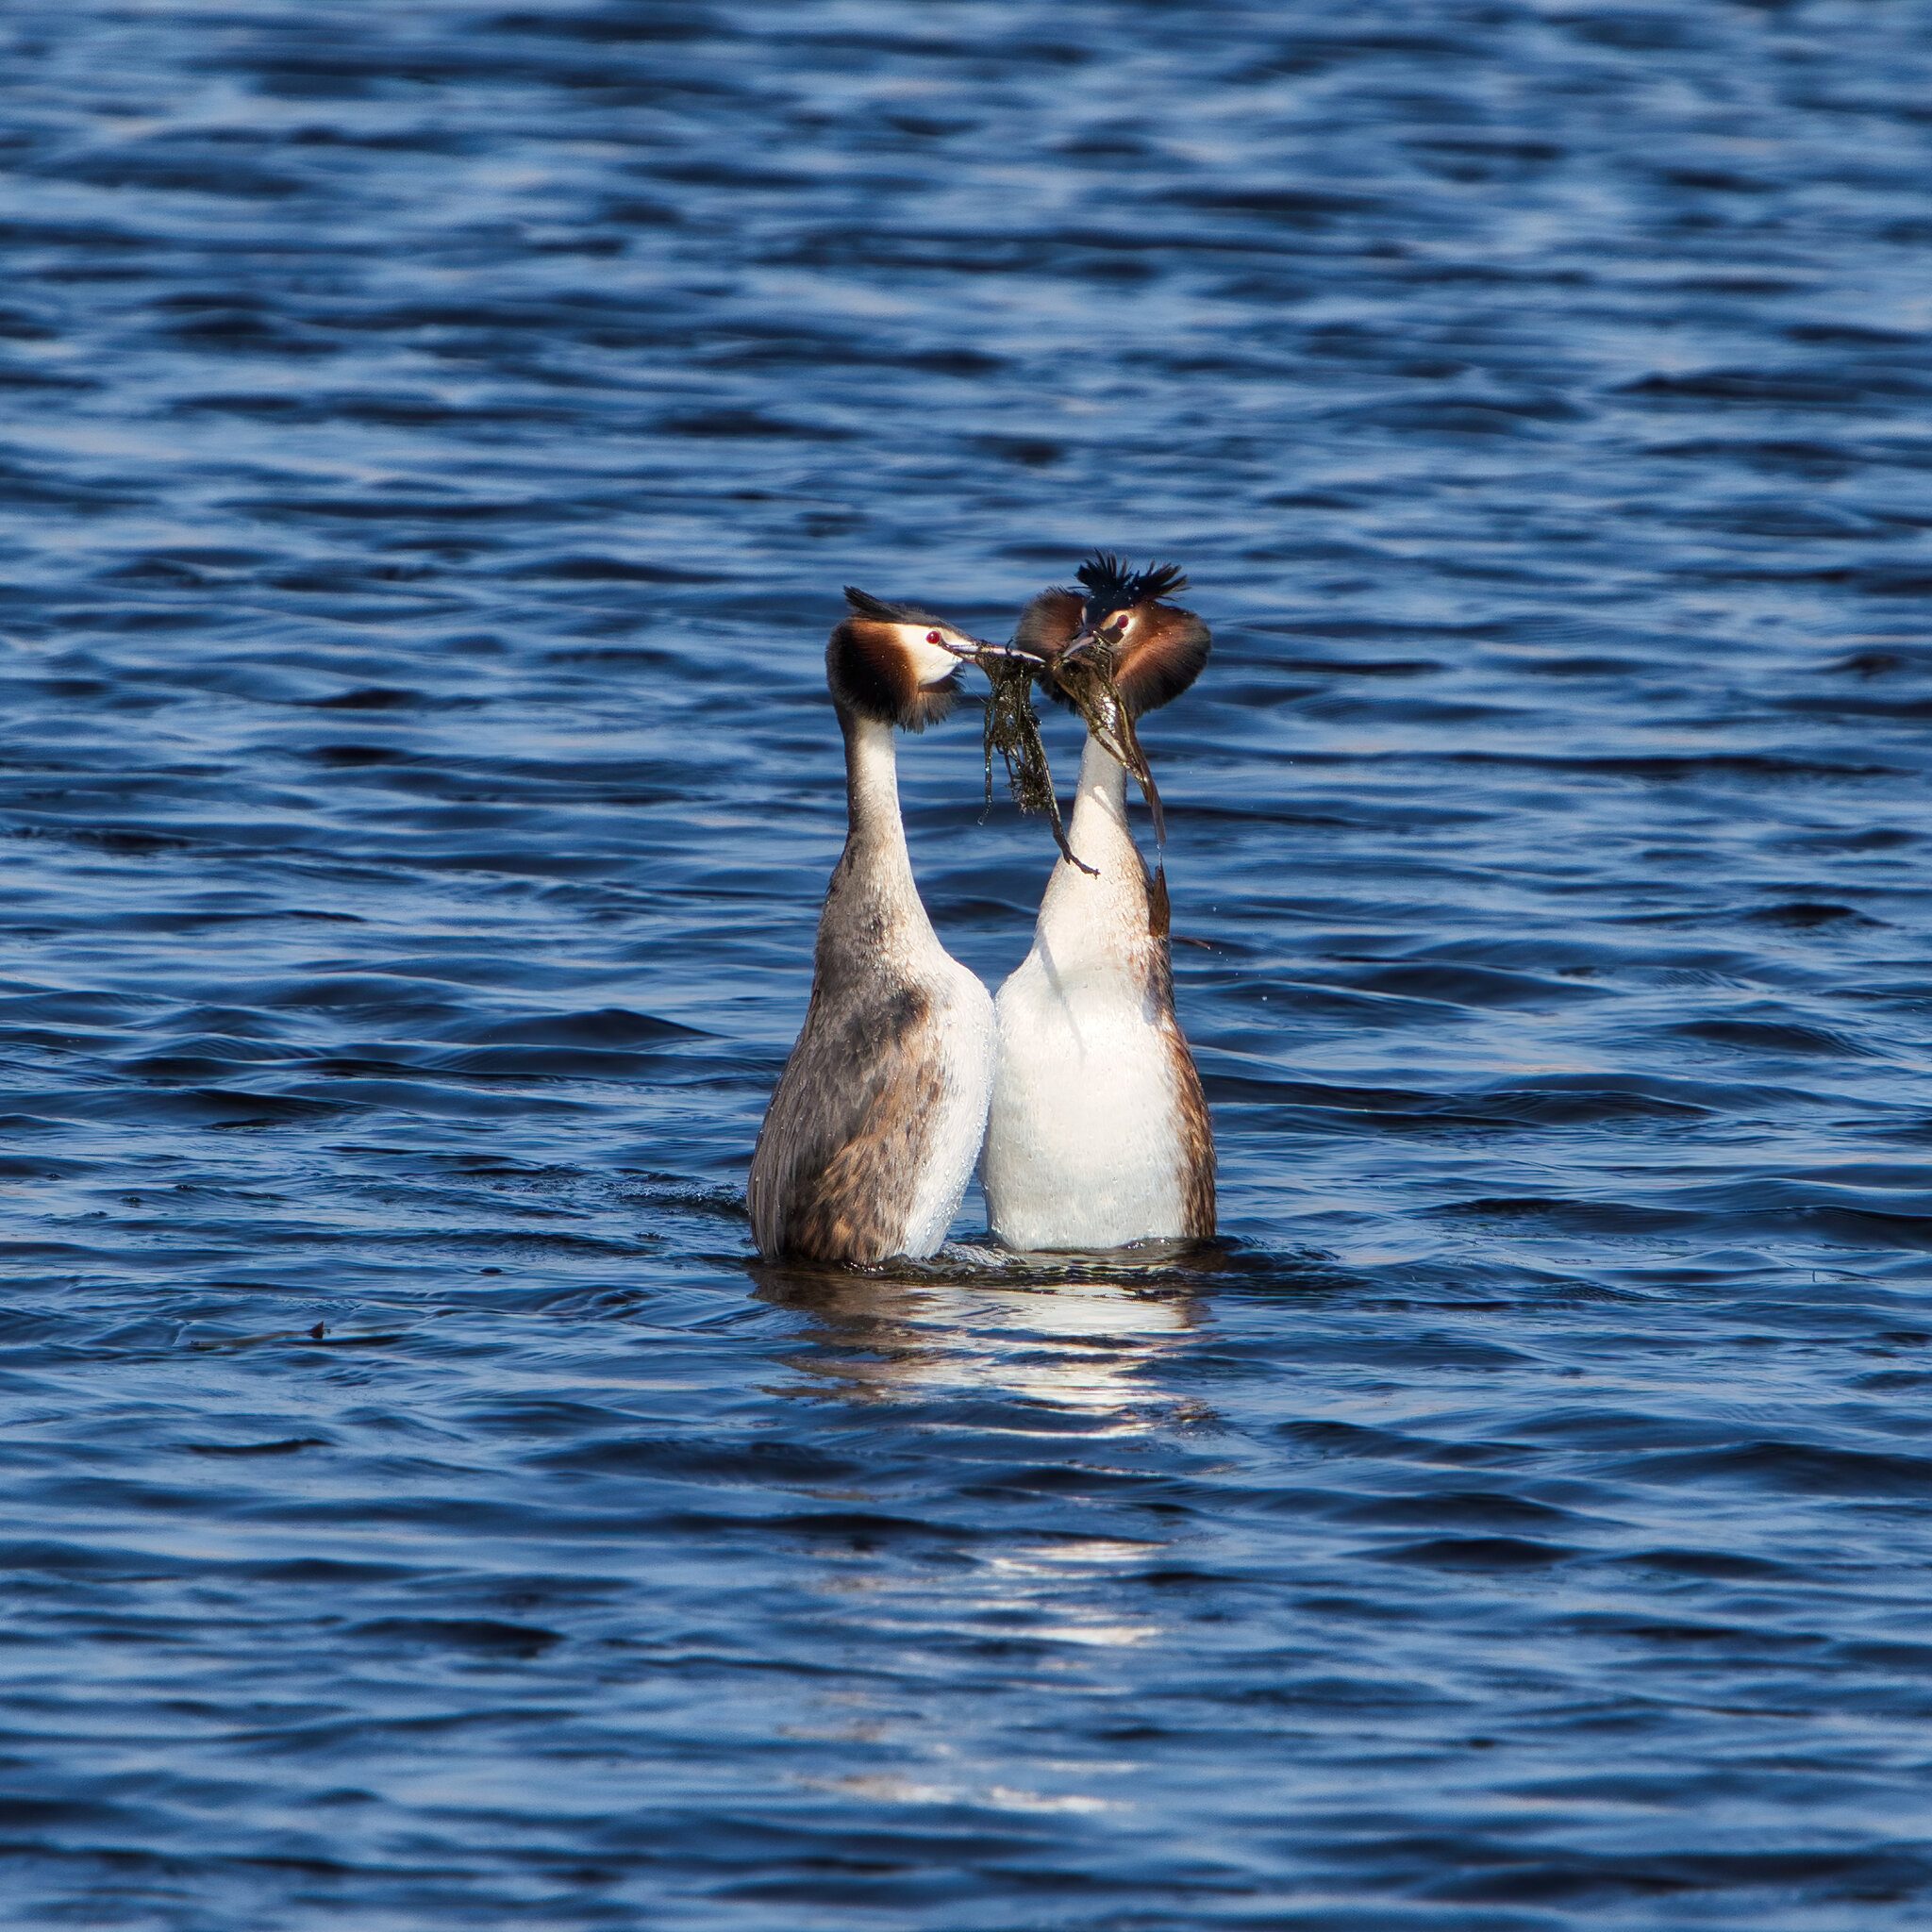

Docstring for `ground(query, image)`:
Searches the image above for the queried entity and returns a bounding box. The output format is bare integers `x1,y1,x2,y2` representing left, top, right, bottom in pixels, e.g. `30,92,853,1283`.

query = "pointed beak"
1057,624,1108,663
940,635,1049,667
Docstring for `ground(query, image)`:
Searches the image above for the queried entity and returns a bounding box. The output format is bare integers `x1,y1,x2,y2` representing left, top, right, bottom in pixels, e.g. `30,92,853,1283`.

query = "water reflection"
750,1249,1211,1422
750,1252,1212,1826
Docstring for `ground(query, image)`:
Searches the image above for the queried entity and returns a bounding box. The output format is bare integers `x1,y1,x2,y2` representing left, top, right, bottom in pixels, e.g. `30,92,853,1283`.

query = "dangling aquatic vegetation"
968,630,1172,932
977,649,1093,875
1051,641,1171,938
1046,641,1166,856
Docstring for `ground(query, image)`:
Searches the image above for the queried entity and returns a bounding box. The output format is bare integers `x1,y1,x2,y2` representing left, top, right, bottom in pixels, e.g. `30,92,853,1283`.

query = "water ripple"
4,0,1932,1926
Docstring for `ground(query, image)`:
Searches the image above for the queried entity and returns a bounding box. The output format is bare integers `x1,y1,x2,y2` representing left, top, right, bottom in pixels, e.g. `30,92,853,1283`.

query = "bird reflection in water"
747,1242,1223,1422
743,1245,1228,1822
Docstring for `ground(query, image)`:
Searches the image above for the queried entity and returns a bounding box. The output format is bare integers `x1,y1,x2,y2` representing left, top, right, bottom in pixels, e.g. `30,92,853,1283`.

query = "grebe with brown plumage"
748,590,998,1265
982,556,1216,1251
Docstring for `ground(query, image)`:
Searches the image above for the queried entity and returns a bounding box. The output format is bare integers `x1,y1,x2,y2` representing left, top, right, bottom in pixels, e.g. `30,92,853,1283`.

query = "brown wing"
1163,1021,1217,1239
748,977,945,1264
1143,912,1216,1239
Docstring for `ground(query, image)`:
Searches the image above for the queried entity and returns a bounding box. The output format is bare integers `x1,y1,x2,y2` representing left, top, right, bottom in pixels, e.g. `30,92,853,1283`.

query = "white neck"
837,709,933,939
1030,734,1152,978
1070,731,1130,838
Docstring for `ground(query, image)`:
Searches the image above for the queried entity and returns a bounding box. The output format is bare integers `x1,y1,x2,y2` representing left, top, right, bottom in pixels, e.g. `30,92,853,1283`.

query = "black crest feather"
1074,553,1191,615
843,585,944,628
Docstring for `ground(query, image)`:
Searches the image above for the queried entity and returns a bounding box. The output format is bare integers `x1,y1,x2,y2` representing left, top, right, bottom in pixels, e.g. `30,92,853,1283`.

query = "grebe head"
1017,554,1210,718
830,587,991,731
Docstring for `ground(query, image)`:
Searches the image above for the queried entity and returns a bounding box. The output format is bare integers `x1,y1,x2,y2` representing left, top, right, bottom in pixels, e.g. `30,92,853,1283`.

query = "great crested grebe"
748,589,996,1265
982,557,1215,1251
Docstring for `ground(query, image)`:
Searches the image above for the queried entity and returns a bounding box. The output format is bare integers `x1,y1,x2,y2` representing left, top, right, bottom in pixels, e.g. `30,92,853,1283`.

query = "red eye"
926,631,943,644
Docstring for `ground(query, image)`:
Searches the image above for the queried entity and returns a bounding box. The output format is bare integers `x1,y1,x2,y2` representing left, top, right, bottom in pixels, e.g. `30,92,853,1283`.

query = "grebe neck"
834,707,928,933
1065,731,1131,845
1028,732,1151,974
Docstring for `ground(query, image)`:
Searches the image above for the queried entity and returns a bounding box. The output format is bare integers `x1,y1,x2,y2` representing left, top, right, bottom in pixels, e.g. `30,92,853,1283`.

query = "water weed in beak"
963,630,1173,933
975,646,1094,876
1046,639,1171,936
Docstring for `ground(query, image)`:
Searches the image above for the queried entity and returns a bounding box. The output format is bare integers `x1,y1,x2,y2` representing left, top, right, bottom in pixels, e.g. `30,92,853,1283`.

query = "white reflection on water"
752,1253,1206,1423
749,1255,1216,1818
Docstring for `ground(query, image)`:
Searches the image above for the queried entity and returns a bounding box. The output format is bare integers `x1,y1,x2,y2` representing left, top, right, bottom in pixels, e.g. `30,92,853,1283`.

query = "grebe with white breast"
982,556,1215,1251
748,589,997,1265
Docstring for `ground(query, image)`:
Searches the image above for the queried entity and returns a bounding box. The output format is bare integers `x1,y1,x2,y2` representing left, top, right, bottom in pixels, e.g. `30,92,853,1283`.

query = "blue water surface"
5,3,1932,1926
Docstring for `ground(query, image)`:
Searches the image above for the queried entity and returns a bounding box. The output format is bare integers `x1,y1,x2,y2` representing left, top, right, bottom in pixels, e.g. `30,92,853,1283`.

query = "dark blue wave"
4,0,1932,1926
